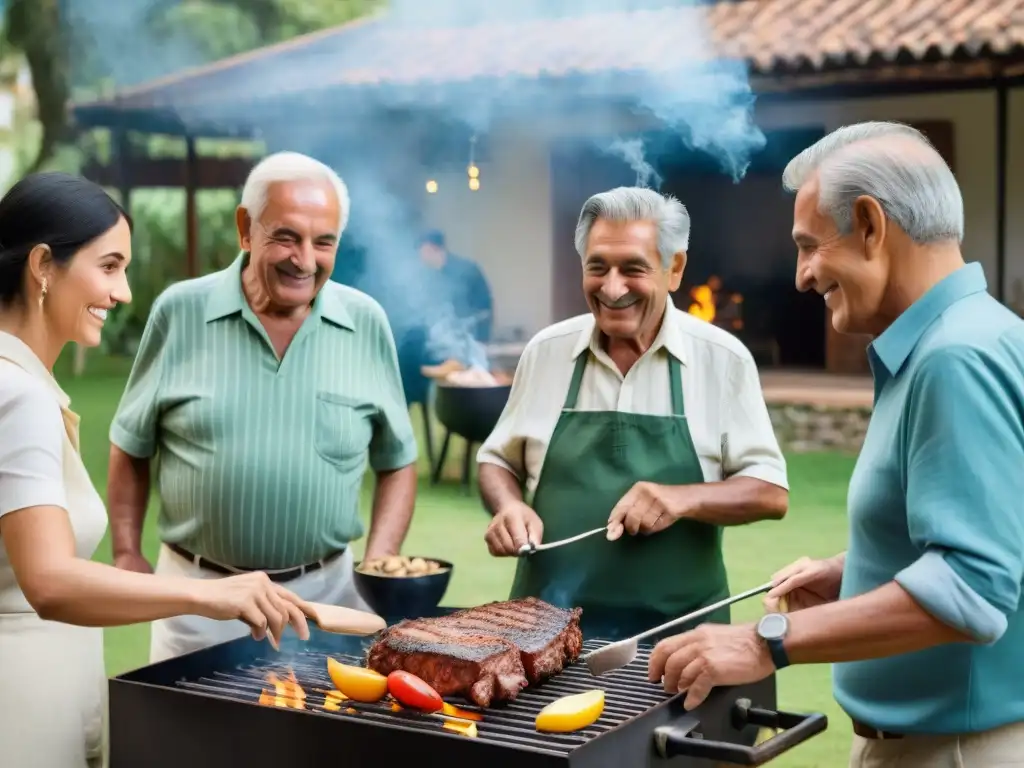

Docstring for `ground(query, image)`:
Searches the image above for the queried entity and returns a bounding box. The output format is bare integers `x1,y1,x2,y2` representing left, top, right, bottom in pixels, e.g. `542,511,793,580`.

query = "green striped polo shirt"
110,253,418,569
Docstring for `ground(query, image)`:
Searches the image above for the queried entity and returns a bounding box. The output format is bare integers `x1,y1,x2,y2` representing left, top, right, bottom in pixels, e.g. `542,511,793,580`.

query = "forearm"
31,559,201,627
783,581,972,664
364,463,417,559
107,446,151,556
681,477,788,525
478,462,523,516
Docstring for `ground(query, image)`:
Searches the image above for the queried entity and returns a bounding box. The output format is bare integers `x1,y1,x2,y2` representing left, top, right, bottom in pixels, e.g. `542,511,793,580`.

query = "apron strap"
563,352,589,410
669,356,685,416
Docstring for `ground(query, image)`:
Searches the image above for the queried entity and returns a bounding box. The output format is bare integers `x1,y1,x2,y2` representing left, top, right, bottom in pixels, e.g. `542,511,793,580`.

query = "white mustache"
597,293,640,309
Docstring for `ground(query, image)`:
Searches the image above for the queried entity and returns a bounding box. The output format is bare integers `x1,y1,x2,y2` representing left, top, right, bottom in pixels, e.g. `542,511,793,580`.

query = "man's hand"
484,501,544,556
648,623,774,710
763,554,844,613
113,551,154,574
606,481,692,541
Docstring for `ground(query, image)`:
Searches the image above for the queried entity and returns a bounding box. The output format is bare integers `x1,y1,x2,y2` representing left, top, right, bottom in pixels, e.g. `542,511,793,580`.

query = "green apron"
509,351,731,642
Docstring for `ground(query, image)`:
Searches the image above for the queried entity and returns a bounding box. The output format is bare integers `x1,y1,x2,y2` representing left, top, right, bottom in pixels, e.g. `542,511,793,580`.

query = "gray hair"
574,187,690,268
240,151,351,235
782,121,963,244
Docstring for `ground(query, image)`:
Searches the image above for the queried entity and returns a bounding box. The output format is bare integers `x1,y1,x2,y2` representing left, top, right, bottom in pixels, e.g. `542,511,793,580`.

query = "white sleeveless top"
0,331,108,612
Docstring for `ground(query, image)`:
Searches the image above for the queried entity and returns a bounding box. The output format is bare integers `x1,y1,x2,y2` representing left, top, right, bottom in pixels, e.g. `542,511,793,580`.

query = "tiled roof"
73,0,1024,114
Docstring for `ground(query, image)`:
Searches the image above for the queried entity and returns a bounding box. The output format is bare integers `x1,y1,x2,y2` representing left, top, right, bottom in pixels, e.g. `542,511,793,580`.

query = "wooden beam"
185,138,199,278
81,155,254,189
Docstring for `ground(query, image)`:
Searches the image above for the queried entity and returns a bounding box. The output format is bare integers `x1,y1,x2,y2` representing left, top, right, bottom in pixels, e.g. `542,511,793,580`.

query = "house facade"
70,0,1024,375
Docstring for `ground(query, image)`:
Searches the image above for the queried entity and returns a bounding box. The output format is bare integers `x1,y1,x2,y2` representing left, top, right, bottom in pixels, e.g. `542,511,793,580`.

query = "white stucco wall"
419,88,1024,337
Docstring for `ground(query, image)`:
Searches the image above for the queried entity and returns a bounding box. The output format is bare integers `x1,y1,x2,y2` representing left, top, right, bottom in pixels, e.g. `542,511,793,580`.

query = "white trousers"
0,612,105,768
849,720,1024,767
149,544,370,664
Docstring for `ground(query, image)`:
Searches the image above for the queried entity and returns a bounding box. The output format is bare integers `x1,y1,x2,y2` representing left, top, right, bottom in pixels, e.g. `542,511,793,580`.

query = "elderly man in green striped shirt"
107,152,419,663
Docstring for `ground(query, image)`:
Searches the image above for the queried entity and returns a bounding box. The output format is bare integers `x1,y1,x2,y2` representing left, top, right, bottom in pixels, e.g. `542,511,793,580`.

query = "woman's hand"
763,553,845,613
192,572,310,647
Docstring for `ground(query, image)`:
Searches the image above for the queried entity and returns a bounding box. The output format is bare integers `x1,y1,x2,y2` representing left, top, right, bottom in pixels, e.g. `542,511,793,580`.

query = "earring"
38,278,47,309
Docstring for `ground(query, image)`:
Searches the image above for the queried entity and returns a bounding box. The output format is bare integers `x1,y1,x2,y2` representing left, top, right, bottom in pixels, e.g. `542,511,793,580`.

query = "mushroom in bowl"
353,556,454,622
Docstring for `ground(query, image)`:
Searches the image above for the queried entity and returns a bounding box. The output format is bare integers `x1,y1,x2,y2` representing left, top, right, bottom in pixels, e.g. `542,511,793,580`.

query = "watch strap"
766,637,790,670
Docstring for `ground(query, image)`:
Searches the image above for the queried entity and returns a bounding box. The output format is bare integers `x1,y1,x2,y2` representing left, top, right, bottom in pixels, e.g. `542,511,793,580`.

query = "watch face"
758,613,789,640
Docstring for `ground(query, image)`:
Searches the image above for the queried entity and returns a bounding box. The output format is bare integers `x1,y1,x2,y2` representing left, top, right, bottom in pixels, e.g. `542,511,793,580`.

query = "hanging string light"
467,134,480,191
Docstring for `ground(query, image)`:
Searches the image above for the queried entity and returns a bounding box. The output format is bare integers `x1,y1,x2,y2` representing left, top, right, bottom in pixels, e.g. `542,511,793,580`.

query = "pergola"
69,0,1024,298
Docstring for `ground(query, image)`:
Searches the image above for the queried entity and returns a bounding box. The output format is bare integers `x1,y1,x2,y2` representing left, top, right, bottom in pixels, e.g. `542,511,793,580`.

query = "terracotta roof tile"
78,0,1024,111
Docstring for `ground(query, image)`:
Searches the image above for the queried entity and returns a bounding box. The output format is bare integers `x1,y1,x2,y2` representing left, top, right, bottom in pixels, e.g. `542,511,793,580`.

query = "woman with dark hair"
0,173,310,767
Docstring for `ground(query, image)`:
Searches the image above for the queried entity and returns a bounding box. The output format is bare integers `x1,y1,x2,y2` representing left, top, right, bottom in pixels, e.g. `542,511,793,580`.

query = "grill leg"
431,431,452,485
419,403,435,468
462,440,474,493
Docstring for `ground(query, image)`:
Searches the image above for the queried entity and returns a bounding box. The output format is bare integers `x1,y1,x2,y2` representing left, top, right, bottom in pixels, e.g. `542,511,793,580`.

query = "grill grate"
174,640,672,756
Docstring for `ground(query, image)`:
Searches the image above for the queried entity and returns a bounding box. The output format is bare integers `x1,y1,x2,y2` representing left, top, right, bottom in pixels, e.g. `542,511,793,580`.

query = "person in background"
0,172,308,768
647,122,1024,767
417,228,494,344
107,151,418,664
478,187,788,642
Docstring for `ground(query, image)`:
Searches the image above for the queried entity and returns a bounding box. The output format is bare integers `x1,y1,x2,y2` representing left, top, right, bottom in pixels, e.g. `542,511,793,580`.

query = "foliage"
98,188,242,355
3,0,386,170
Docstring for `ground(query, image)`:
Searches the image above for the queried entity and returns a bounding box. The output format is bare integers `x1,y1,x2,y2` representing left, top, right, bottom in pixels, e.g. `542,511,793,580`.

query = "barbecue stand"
430,382,511,491
109,612,827,767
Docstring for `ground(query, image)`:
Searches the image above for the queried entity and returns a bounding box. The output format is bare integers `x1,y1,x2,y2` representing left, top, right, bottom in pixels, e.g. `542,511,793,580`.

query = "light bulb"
468,165,480,178
469,177,480,191
425,179,438,194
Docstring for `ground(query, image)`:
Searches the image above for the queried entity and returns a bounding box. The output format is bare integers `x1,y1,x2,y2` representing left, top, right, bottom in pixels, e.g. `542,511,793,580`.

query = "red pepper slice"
386,671,444,712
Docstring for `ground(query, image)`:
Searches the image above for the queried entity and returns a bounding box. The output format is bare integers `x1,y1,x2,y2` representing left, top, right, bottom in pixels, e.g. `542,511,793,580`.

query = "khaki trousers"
149,544,370,663
849,720,1024,767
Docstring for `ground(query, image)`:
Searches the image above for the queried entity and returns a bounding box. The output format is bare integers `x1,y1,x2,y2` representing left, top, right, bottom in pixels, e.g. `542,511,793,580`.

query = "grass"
63,353,857,768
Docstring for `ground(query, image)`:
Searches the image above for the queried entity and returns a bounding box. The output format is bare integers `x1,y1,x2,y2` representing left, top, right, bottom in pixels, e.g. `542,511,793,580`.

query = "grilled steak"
366,597,583,707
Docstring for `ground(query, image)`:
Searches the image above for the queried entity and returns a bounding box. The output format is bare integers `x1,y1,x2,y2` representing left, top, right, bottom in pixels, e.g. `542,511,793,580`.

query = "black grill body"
109,612,826,767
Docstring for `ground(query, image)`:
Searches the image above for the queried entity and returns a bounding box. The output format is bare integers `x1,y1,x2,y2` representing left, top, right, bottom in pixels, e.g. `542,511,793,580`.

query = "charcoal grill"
109,614,826,767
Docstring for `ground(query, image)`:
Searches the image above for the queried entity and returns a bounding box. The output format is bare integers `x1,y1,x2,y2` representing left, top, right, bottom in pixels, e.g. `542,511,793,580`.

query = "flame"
257,669,306,710
688,284,716,323
687,276,743,330
443,721,479,738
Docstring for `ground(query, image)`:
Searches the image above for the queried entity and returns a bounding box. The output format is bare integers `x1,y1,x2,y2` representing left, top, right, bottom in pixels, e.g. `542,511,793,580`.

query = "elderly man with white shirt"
477,186,789,641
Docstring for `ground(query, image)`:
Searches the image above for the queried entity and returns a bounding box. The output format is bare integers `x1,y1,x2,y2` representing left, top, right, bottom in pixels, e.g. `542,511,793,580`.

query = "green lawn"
63,354,857,768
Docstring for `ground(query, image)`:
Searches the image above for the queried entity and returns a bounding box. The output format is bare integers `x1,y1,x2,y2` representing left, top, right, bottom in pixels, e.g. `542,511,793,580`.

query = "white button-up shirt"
477,306,788,501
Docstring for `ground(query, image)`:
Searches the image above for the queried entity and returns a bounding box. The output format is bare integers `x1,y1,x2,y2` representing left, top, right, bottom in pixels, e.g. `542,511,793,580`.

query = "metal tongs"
517,526,608,556
582,581,775,675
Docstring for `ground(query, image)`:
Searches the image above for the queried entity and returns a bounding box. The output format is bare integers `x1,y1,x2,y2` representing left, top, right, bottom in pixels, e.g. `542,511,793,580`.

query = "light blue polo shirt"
834,262,1024,734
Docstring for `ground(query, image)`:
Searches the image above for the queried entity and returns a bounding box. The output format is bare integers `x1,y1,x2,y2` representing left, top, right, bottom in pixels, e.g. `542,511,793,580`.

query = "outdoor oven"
108,615,827,767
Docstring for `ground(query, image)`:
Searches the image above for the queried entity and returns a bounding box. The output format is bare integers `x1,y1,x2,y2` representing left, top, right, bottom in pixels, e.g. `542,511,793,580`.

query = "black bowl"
353,557,454,623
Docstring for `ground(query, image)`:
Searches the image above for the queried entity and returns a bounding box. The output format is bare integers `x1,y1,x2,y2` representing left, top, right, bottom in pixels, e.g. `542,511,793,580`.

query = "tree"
1,0,384,171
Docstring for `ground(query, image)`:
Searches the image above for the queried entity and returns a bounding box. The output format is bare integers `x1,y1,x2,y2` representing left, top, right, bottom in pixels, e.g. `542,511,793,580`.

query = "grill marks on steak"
365,624,526,708
446,598,583,683
365,597,583,708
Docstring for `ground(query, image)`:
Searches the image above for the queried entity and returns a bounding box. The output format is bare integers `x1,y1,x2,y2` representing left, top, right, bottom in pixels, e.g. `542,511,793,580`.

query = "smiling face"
792,175,891,336
40,216,133,348
582,218,684,347
237,178,340,314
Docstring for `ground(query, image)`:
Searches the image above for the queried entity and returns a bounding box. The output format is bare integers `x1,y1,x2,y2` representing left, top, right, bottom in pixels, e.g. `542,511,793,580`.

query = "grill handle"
652,698,828,766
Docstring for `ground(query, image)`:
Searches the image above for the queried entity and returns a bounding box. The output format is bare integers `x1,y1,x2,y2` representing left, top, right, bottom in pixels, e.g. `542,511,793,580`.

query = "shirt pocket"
314,392,374,470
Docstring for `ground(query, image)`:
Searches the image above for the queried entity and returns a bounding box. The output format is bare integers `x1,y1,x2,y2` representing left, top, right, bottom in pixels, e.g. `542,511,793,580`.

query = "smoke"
66,0,767,360
606,138,663,189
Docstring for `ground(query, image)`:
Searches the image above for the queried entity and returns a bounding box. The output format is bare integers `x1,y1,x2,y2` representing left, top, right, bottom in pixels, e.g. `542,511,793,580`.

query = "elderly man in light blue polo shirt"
642,122,1024,767
107,151,419,663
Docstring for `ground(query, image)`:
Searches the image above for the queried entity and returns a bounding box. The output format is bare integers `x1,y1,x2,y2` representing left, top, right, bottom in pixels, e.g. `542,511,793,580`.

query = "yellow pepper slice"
535,690,605,733
326,658,388,702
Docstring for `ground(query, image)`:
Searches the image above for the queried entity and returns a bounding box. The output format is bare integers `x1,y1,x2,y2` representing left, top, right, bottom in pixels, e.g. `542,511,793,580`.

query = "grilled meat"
366,597,583,707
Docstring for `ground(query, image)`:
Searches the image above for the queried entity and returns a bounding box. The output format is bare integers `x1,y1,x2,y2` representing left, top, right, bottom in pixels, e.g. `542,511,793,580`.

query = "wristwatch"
756,613,791,670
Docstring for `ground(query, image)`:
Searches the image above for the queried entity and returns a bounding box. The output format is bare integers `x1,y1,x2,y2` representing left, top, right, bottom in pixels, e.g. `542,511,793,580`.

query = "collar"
205,252,354,330
571,300,687,365
0,331,71,409
870,261,988,377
